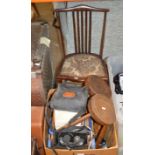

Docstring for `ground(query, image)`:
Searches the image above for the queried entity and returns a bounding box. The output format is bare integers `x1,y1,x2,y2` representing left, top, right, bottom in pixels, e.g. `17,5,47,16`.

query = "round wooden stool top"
85,75,111,97
88,94,116,125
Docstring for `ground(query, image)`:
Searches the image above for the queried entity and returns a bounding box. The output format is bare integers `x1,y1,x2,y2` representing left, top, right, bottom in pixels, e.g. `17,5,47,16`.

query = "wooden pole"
96,125,107,148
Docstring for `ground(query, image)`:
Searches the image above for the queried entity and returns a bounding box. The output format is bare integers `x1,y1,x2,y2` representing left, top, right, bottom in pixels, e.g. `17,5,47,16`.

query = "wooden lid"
86,75,111,97
88,94,116,125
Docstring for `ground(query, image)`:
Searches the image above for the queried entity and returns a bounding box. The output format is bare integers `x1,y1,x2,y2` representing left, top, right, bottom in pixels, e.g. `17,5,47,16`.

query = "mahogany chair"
54,5,110,83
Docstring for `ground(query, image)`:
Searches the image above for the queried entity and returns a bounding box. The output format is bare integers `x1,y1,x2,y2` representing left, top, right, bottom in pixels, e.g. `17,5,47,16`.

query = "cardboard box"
31,106,44,148
43,119,118,155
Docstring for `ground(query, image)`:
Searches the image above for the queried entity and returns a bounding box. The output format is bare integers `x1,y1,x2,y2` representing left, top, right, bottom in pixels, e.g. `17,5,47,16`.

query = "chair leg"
96,125,107,148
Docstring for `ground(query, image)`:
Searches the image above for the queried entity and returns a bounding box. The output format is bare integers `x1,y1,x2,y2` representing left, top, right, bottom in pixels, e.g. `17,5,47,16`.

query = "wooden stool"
88,94,116,148
85,75,111,97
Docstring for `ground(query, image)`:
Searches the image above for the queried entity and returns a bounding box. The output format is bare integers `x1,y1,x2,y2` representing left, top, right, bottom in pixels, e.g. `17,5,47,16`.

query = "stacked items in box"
44,76,118,155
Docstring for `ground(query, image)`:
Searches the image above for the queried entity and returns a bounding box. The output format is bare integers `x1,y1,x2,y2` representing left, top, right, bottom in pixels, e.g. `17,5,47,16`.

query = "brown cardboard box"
31,106,44,148
43,119,118,155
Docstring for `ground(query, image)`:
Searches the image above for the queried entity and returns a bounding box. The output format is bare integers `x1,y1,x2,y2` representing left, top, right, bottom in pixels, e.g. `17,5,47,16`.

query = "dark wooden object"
85,75,111,97
54,5,110,83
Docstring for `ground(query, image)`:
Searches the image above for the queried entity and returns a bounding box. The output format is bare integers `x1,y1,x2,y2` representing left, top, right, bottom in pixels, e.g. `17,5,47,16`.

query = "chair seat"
60,54,106,79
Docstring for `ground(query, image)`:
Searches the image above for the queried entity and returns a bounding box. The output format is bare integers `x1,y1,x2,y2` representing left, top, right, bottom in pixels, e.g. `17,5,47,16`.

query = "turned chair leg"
96,125,107,148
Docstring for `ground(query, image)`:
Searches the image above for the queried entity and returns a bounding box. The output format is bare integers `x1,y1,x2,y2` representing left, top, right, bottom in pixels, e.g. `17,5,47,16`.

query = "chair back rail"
54,5,109,57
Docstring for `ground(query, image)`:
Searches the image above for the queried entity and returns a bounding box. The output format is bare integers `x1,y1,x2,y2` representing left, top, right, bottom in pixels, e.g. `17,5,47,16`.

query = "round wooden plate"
85,75,111,97
88,94,116,125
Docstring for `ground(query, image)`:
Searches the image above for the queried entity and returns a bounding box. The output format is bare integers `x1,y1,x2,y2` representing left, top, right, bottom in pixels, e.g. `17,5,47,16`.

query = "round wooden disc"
88,94,116,125
85,75,111,97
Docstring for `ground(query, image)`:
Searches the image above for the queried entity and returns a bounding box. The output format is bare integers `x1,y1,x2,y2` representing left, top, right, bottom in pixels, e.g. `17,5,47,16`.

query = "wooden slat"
88,11,92,53
54,4,110,12
81,11,84,53
100,12,107,57
72,12,78,53
77,11,81,53
85,11,88,53
57,12,65,56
